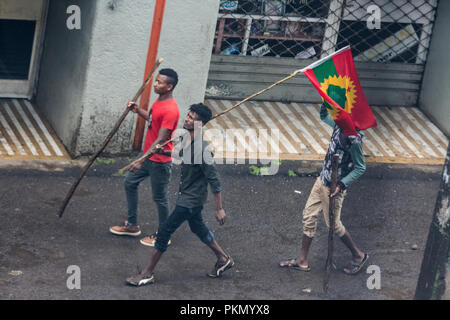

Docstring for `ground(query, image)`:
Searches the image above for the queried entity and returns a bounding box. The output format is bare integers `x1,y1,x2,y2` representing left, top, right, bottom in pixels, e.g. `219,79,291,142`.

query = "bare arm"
213,192,226,225
128,127,172,173
149,127,172,154
127,101,150,121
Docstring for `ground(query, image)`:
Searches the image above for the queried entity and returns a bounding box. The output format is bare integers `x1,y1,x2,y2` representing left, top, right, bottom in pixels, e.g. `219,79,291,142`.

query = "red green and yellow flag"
300,46,377,136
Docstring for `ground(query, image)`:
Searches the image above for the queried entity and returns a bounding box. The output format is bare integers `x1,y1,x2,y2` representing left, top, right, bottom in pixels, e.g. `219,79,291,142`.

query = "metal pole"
133,0,166,151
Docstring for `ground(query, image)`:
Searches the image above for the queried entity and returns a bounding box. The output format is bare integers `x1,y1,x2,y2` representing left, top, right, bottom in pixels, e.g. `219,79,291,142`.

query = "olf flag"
300,46,377,136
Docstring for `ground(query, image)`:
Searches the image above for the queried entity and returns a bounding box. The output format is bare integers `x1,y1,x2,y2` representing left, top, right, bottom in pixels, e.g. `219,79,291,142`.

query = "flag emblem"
299,46,377,136
320,74,357,118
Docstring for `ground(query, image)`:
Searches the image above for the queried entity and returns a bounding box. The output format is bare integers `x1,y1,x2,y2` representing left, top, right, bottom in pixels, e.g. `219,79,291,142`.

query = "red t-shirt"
143,98,179,163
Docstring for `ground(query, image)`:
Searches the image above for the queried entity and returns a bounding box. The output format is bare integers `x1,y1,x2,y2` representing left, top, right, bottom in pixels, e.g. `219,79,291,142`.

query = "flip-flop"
343,253,369,275
279,258,311,272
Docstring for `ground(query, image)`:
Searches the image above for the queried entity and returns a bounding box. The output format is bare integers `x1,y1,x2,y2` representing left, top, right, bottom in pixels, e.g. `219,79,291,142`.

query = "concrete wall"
77,0,219,155
36,0,97,154
419,0,450,137
74,0,156,155
37,0,219,156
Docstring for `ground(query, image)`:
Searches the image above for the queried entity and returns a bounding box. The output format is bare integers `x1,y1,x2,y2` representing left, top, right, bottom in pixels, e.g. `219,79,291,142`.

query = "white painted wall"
37,0,97,153
153,0,220,119
76,0,156,155
419,0,450,137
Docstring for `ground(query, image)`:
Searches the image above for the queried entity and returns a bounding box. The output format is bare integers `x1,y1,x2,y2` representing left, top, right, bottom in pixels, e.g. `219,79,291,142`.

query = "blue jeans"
155,205,214,253
124,157,171,230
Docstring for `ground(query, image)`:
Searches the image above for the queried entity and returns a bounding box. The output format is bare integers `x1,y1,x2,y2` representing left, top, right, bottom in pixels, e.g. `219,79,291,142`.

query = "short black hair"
189,103,212,124
158,68,178,91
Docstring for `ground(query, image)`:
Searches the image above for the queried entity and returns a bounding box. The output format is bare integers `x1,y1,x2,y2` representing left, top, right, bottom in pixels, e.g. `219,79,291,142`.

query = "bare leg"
207,239,229,263
280,234,313,269
296,234,313,268
206,239,234,277
340,231,365,273
141,249,163,275
126,249,163,285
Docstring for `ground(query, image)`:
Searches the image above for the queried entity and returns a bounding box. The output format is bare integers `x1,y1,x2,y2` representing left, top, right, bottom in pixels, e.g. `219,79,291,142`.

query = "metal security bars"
213,0,438,64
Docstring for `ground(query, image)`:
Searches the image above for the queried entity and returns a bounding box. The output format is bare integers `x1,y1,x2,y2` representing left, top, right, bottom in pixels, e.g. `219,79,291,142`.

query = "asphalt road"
0,158,443,300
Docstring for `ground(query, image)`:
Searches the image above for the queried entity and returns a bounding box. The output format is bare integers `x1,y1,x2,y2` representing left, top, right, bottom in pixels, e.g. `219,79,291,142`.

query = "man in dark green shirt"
126,103,233,286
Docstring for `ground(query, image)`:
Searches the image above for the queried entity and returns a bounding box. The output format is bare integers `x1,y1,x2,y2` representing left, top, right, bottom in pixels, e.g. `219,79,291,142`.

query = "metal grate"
213,0,438,64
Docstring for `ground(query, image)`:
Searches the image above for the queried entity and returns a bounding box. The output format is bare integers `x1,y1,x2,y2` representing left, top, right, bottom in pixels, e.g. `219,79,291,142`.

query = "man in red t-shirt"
110,68,180,247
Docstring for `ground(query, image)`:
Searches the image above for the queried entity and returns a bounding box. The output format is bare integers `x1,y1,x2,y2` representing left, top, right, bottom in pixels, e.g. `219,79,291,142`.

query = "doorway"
0,0,48,98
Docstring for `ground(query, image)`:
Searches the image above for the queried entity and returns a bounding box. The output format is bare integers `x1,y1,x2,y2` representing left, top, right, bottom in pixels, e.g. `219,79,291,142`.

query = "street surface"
0,158,442,300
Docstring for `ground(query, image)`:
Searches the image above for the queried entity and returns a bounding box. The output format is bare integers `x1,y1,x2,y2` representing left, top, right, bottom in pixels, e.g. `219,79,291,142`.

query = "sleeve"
320,103,336,128
339,140,366,188
200,146,222,194
160,108,179,131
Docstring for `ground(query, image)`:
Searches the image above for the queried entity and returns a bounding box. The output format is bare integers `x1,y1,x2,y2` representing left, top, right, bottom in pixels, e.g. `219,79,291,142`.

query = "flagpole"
297,45,351,73
119,71,301,173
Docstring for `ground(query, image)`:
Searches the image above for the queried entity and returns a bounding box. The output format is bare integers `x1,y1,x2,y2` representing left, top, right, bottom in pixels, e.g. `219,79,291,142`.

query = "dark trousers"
155,205,214,253
124,157,171,230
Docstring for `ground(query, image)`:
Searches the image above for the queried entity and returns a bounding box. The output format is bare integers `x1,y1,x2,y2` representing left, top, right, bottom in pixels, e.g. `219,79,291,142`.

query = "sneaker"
109,221,142,236
126,273,155,286
140,233,171,247
208,256,234,278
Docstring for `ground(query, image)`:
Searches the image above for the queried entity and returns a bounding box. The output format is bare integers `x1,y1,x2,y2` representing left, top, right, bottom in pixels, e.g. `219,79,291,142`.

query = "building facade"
206,0,449,136
0,0,448,160
0,0,219,156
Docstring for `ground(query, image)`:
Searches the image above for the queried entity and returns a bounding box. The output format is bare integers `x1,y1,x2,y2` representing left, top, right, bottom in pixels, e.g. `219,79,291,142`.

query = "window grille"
213,0,438,64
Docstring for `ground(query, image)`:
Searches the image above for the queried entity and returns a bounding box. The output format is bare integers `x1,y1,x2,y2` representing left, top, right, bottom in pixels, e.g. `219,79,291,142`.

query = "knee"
302,212,317,230
198,230,214,244
302,221,317,238
153,194,168,206
189,223,213,244
152,187,168,203
325,219,346,237
154,227,171,252
335,223,346,237
154,237,168,253
124,177,137,191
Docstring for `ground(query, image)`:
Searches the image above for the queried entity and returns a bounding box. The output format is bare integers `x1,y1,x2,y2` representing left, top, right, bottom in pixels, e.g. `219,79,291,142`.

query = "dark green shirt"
175,136,221,208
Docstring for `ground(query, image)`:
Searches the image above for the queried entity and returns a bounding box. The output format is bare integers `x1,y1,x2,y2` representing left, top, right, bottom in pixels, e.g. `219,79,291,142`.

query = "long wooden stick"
119,70,301,173
211,71,300,119
58,58,164,218
323,154,340,293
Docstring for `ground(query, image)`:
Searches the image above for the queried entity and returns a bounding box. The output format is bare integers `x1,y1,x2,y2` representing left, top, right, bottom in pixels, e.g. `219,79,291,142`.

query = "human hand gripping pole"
58,58,164,218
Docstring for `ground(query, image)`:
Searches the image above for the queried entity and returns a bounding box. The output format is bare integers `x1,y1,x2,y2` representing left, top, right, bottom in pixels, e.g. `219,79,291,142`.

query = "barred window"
213,0,438,64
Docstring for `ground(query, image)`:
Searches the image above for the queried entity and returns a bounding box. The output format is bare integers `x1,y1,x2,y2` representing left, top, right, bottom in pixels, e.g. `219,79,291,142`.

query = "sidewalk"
1,98,447,166
204,99,448,165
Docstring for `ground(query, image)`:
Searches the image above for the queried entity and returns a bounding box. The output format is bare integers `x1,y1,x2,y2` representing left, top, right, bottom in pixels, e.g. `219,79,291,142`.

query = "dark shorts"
155,205,214,253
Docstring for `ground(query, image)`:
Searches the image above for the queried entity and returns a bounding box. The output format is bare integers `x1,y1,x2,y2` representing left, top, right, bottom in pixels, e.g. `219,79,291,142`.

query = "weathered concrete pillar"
419,0,450,137
415,143,450,299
